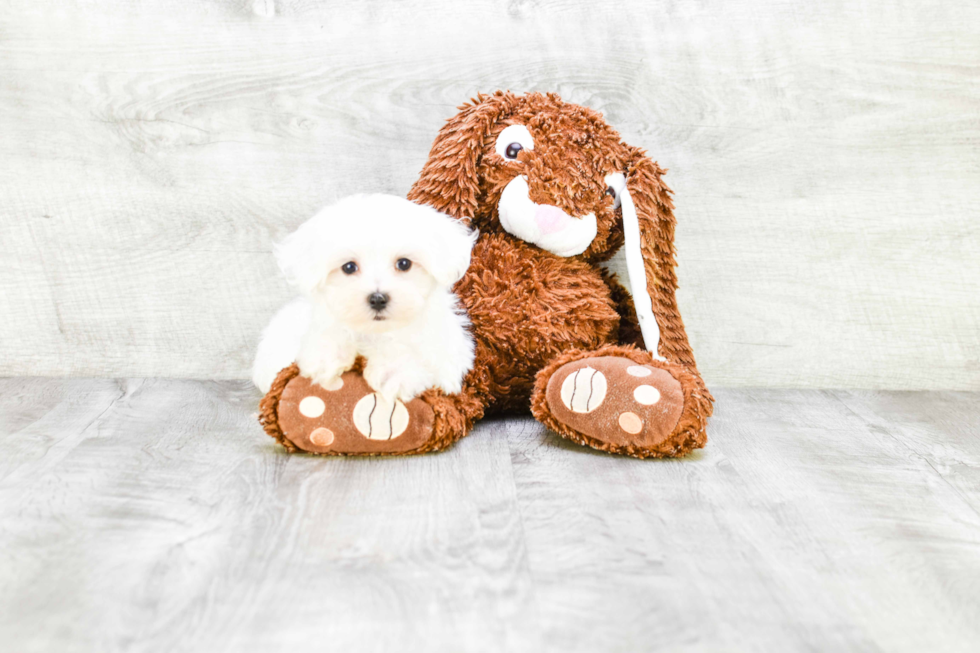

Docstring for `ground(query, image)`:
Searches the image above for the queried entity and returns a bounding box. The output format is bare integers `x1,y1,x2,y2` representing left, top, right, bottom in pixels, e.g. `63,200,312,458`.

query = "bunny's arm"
599,268,644,349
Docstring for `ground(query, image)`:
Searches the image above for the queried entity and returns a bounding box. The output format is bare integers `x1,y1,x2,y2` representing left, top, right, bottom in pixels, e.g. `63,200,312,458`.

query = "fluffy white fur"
252,194,477,402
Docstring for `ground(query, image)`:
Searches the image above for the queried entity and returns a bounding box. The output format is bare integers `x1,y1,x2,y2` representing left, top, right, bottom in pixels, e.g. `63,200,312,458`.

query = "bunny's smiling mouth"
496,176,598,258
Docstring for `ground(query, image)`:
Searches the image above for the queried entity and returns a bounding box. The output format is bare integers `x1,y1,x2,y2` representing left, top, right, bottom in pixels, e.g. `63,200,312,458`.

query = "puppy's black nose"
368,292,390,311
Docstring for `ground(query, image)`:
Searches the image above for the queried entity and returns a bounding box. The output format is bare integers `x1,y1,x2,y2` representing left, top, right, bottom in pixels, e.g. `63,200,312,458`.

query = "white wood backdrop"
1,0,978,389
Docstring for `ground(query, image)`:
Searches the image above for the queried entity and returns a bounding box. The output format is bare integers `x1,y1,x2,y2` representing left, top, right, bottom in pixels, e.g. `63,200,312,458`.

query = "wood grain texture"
1,379,979,652
0,0,978,388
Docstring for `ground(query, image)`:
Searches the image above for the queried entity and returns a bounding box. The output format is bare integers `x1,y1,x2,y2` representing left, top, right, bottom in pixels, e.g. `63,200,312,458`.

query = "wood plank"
2,380,979,651
833,390,980,516
1,1,978,387
0,378,536,652
506,388,980,652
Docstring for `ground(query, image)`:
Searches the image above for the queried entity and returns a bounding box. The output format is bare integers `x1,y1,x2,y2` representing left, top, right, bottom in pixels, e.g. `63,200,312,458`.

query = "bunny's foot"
259,364,480,456
531,345,711,458
259,365,434,455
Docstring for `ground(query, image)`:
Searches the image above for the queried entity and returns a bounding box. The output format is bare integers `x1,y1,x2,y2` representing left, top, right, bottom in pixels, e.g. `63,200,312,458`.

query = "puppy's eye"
395,258,412,272
504,143,523,160
604,186,617,200
341,261,358,275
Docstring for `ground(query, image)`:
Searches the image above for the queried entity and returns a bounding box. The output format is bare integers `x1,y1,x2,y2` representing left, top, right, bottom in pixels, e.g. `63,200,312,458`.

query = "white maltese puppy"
252,194,477,402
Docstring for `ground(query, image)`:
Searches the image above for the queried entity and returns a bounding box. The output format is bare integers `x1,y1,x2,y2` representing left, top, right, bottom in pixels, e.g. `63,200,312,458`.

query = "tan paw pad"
618,411,643,434
309,427,334,446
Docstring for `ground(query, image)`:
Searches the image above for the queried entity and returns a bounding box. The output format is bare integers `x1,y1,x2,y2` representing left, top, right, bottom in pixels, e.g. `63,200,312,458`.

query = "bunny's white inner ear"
606,173,666,360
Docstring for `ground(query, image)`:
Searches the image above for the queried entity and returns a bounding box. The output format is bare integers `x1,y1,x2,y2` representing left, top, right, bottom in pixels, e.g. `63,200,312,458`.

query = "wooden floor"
1,379,978,652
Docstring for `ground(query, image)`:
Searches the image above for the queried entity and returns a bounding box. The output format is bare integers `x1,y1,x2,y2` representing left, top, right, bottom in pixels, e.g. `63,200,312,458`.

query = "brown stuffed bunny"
260,91,713,458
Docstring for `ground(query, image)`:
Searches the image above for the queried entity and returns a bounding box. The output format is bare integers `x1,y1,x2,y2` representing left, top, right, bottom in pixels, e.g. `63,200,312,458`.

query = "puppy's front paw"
311,373,345,392
296,353,348,391
364,364,428,404
384,377,428,404
301,363,345,391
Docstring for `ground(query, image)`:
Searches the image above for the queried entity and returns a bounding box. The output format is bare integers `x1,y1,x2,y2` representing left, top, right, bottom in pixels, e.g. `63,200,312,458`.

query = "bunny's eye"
341,261,358,275
495,124,534,161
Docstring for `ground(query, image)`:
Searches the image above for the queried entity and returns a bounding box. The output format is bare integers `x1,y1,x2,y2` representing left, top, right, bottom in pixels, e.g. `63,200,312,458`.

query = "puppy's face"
276,194,476,333
318,247,438,333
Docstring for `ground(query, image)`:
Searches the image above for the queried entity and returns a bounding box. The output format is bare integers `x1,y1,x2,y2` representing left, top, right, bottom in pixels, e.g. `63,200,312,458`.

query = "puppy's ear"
407,91,518,222
413,205,478,287
274,205,346,295
623,147,696,367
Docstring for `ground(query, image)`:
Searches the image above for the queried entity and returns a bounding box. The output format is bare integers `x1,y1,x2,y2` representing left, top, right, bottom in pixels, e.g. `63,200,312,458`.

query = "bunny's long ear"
617,148,698,368
407,91,518,221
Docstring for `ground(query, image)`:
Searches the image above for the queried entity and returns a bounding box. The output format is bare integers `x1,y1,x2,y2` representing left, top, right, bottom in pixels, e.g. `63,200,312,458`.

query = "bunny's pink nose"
534,205,569,235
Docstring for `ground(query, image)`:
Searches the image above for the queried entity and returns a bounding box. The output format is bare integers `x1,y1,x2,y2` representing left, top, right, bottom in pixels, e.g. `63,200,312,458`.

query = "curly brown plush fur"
261,90,712,458
258,363,301,453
